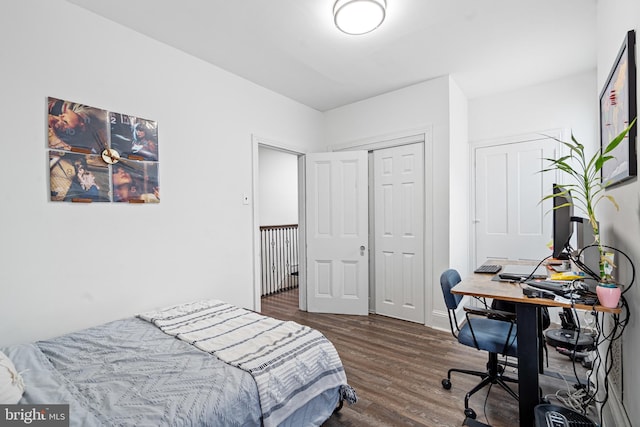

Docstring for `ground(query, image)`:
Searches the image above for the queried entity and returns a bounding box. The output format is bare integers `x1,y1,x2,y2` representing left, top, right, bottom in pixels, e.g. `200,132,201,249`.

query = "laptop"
498,264,548,280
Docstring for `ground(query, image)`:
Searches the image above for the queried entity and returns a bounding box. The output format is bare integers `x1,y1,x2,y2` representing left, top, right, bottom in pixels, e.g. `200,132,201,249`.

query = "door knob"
360,245,365,251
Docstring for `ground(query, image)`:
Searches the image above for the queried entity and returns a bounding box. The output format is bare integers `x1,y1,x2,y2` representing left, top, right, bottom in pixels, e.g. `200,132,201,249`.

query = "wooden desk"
451,268,619,427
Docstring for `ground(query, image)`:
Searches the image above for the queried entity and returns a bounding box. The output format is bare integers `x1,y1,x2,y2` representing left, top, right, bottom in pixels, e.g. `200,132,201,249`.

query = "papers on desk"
549,271,586,280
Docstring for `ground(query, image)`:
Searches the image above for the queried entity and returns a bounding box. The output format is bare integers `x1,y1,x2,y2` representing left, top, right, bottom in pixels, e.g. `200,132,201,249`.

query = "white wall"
596,2,640,425
258,147,298,226
448,77,470,276
470,70,598,143
0,1,324,347
468,71,598,271
324,76,455,328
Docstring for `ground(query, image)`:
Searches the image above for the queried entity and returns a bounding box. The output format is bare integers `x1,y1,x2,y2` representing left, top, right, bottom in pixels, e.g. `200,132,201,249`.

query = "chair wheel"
464,408,477,419
441,379,451,390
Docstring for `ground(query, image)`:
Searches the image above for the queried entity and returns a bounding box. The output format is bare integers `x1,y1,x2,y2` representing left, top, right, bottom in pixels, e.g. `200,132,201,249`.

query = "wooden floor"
260,289,590,427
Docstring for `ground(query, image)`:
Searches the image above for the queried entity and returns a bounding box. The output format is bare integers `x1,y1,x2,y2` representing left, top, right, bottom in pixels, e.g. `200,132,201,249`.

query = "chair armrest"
463,305,516,322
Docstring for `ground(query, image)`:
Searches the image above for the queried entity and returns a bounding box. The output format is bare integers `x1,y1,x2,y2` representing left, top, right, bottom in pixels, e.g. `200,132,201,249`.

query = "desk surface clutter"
467,261,620,314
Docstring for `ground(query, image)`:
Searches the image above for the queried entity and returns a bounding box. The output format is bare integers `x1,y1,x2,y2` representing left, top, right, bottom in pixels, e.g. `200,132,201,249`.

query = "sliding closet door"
373,143,424,323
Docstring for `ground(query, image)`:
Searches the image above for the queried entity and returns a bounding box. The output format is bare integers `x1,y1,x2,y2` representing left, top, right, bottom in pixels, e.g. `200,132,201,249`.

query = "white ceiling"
68,0,597,112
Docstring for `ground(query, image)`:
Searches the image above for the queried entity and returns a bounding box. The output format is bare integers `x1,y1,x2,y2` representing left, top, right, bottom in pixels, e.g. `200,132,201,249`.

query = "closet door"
474,137,557,266
374,143,424,323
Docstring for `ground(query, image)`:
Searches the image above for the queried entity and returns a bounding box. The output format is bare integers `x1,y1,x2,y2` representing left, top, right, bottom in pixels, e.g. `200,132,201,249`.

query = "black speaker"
534,404,596,427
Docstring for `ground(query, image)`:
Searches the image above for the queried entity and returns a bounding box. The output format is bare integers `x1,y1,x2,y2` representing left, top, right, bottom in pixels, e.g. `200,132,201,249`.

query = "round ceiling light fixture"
333,0,386,35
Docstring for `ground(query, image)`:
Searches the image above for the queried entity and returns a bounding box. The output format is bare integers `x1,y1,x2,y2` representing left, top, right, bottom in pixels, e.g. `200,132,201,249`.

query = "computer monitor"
573,216,601,289
552,184,573,259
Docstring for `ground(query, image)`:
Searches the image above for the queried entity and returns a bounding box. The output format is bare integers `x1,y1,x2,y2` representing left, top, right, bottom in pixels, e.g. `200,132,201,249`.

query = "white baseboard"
430,309,451,332
595,366,631,427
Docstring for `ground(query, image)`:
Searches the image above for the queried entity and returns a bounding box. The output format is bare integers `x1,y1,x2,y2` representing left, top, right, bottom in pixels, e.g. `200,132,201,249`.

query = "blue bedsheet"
3,317,339,426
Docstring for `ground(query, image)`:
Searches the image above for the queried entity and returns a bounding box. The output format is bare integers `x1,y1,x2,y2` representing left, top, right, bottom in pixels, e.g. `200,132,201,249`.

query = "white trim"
593,362,631,427
250,134,306,313
328,126,428,152
423,129,434,328
603,383,631,427
252,135,309,155
431,310,451,333
367,151,375,312
469,128,568,148
251,136,260,313
297,155,307,312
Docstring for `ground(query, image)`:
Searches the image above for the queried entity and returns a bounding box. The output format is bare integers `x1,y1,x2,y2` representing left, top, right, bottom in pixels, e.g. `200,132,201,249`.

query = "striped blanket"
139,300,356,427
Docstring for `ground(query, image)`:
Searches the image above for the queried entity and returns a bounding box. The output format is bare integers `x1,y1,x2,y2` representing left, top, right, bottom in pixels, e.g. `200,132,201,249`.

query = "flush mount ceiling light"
333,0,386,35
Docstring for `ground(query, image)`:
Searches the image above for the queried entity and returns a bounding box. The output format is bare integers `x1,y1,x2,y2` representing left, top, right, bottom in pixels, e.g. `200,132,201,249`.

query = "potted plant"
542,118,636,308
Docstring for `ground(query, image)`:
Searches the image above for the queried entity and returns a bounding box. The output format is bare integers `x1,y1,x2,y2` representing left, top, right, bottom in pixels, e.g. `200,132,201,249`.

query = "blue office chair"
440,269,519,420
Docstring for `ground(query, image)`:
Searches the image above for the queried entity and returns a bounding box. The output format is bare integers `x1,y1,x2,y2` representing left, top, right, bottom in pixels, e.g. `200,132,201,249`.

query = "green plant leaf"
540,118,636,236
595,155,614,172
602,119,636,155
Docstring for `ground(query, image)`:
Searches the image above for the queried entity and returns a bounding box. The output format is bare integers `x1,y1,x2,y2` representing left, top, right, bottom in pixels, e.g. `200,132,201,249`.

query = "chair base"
442,352,518,419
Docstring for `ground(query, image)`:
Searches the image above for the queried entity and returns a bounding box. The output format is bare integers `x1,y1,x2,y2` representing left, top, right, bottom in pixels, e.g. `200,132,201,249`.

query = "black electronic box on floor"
534,404,595,427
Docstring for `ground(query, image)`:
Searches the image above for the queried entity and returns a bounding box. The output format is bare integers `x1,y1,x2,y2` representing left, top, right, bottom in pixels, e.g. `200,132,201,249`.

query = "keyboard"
474,264,502,274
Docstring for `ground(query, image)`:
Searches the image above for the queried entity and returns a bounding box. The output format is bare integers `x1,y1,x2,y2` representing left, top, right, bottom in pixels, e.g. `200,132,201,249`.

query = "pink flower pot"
596,284,621,308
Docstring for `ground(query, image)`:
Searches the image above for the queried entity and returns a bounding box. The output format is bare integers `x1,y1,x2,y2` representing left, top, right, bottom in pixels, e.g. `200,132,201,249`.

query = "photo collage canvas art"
48,97,159,203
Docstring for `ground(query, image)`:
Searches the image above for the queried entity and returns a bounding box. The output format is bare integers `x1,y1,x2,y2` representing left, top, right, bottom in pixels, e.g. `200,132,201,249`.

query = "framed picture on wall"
599,29,637,188
47,97,160,203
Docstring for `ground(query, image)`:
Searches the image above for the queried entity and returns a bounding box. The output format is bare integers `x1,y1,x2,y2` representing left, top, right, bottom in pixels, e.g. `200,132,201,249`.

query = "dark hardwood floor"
260,289,590,427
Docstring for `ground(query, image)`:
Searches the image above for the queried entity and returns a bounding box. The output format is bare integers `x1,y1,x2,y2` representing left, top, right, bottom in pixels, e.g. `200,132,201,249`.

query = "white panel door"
475,138,557,266
374,143,424,323
305,151,368,315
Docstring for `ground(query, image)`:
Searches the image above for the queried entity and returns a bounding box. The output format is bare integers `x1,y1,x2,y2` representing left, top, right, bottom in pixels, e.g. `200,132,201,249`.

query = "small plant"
541,118,636,283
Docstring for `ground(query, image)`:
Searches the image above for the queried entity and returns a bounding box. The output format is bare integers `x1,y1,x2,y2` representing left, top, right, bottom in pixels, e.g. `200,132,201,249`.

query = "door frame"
329,126,434,326
251,134,306,313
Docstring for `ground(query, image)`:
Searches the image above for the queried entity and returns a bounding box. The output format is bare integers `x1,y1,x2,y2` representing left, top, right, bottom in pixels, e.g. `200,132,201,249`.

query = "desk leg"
538,307,545,374
516,303,539,427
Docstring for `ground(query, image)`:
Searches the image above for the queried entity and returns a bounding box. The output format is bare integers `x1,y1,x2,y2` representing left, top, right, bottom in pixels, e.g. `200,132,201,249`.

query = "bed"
1,299,356,426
